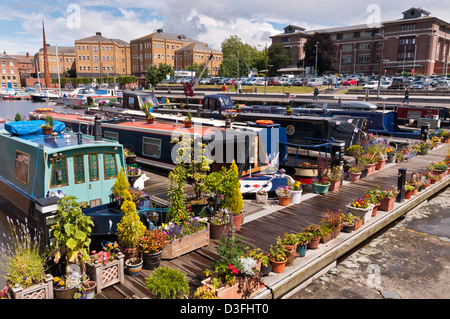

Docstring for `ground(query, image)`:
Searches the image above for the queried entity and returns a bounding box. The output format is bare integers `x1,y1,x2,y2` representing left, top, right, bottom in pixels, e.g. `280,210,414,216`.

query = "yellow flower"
53,277,59,282
59,281,64,286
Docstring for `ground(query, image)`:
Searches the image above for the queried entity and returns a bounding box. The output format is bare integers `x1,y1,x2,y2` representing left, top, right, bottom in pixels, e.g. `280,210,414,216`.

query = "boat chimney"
77,132,82,145
94,114,102,141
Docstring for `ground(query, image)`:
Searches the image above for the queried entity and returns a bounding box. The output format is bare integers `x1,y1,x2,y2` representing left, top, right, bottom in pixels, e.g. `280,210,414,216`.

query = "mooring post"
397,168,407,203
420,122,430,141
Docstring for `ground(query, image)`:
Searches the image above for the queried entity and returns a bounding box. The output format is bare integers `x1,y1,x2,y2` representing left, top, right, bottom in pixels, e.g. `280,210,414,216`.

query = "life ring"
255,120,274,125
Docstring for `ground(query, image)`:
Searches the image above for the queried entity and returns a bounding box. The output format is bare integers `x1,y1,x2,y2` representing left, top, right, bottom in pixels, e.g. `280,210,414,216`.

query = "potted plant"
236,103,241,112
184,112,193,128
386,147,396,163
141,102,155,124
346,144,364,163
139,228,167,270
442,131,450,143
404,183,416,199
348,165,363,182
50,195,94,299
0,216,54,299
364,185,382,216
327,166,342,191
41,115,54,135
311,156,330,194
193,285,219,299
303,224,321,249
116,189,147,260
295,232,310,257
378,186,399,212
123,148,136,164
346,196,374,224
430,161,448,180
340,212,357,233
126,166,144,185
286,105,293,115
179,101,185,110
255,189,268,204
318,224,333,244
268,242,287,274
275,185,291,206
145,266,189,299
209,208,232,239
112,168,130,206
322,209,342,239
220,161,244,231
289,179,303,204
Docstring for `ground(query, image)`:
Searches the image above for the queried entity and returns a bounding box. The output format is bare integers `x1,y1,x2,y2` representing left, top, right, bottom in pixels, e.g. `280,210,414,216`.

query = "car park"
306,78,324,87
410,81,430,90
363,81,379,89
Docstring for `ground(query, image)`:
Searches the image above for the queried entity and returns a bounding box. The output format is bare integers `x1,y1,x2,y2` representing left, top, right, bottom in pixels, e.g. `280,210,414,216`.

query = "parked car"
410,81,430,90
363,81,379,89
380,80,392,89
342,78,357,86
435,80,449,89
389,77,404,89
306,78,323,87
267,77,277,86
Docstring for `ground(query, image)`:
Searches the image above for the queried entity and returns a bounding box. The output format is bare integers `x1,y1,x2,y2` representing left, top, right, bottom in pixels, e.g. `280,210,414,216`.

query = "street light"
315,42,319,76
258,43,268,94
376,30,385,99
339,49,342,75
353,48,357,74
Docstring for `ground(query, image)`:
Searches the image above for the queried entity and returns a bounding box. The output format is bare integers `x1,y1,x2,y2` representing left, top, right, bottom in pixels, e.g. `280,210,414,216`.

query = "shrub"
145,266,189,299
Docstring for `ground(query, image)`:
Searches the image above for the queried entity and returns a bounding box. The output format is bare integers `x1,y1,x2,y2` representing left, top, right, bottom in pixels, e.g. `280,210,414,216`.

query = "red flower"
228,264,234,270
232,268,239,275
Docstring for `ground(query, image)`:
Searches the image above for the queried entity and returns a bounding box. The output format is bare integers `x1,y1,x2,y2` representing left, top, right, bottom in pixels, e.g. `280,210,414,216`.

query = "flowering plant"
90,241,120,265
123,148,135,156
349,165,362,173
349,196,371,209
126,166,143,176
128,187,145,203
275,186,291,198
209,208,232,226
162,216,207,241
256,189,267,196
431,161,448,171
364,185,382,204
386,147,395,155
340,212,360,226
0,286,8,299
327,166,343,182
290,180,302,191
138,229,167,254
380,186,399,199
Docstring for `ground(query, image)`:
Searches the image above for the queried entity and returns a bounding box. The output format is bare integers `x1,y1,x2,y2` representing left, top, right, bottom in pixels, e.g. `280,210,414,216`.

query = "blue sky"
1,0,449,56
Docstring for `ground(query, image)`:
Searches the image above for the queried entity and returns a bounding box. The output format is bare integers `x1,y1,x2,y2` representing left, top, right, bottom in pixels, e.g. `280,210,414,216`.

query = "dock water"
96,144,450,299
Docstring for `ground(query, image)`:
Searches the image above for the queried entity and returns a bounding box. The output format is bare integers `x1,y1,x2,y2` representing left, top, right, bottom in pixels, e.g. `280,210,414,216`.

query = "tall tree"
145,63,174,86
302,33,338,74
267,44,292,76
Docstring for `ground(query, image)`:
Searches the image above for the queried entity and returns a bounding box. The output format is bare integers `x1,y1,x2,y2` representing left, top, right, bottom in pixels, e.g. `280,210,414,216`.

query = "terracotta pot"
365,163,376,174
184,121,192,128
331,227,340,239
146,118,154,124
328,180,341,191
353,219,363,230
233,212,243,231
372,202,380,217
125,257,143,276
42,126,53,135
379,196,395,212
210,223,230,239
348,171,361,182
320,232,331,244
375,159,386,170
278,196,291,206
270,258,287,273
404,190,412,199
307,237,320,249
433,169,446,180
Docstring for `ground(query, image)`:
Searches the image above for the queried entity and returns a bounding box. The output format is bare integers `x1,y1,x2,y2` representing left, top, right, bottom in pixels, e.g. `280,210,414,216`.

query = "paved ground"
286,185,450,299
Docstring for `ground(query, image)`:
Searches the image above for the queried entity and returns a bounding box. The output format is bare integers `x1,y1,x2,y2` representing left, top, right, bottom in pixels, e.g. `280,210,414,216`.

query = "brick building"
33,45,76,78
273,8,450,76
0,53,21,88
130,29,222,76
74,32,130,77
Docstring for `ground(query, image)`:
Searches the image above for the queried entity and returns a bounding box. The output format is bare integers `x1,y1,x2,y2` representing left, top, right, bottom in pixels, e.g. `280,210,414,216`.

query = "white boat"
30,89,61,102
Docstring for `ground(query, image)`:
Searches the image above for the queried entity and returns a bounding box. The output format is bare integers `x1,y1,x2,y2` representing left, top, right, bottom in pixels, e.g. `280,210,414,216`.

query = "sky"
1,0,450,56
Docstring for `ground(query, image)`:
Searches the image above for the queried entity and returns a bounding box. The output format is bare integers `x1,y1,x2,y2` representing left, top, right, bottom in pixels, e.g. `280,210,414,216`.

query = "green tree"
220,35,264,77
302,32,338,74
145,63,174,86
267,44,292,76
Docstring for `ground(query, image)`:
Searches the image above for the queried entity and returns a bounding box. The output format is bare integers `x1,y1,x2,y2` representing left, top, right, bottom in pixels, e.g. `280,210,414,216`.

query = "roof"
38,46,75,55
76,32,129,46
134,30,198,43
175,42,221,53
0,54,18,60
11,55,33,63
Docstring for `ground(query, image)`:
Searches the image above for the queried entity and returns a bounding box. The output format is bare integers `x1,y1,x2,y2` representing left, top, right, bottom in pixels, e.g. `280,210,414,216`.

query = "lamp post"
258,43,268,94
376,30,385,99
315,42,319,76
339,49,342,75
353,48,357,74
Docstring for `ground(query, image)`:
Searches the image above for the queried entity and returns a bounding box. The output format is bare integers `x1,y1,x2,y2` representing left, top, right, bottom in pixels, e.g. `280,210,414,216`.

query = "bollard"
331,141,345,168
420,122,430,141
396,168,407,203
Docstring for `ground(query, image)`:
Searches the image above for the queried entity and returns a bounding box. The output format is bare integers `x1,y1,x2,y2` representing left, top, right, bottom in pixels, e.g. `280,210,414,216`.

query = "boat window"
104,130,119,141
103,152,118,180
50,155,69,188
88,152,99,181
15,151,29,185
142,137,161,158
73,153,85,184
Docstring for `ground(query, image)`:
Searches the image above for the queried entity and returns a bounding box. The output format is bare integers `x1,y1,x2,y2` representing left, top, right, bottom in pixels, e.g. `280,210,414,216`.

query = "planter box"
379,196,395,212
346,204,374,224
201,276,260,299
10,274,54,299
86,253,125,293
162,224,210,259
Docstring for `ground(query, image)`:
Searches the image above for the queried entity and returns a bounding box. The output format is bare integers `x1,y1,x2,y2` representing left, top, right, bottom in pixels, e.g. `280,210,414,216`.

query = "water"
0,99,81,290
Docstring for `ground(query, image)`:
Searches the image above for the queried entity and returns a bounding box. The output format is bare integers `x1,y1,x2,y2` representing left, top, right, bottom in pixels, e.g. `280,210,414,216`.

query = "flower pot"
233,212,243,231
375,159,386,170
290,190,302,204
125,257,143,276
53,286,78,299
184,121,192,128
255,193,268,204
404,190,412,199
125,155,136,164
127,174,142,185
84,281,97,299
348,171,361,182
379,196,395,212
260,263,272,276
278,196,291,206
365,163,376,174
387,153,396,163
9,274,54,299
331,227,341,239
342,224,354,233
346,203,374,224
143,251,162,270
86,253,125,293
146,118,154,124
162,224,210,259
123,247,139,261
296,243,307,257
433,169,446,180
270,258,287,274
210,223,230,240
372,202,380,217
328,180,341,191
307,237,320,249
320,232,331,244
42,126,53,135
311,182,330,194
419,148,429,155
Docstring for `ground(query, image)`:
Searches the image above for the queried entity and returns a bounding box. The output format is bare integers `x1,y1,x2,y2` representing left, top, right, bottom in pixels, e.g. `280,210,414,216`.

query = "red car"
343,78,357,85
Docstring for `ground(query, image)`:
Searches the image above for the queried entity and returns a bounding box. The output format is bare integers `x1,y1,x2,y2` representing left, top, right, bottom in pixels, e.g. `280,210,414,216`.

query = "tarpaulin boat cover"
5,120,66,135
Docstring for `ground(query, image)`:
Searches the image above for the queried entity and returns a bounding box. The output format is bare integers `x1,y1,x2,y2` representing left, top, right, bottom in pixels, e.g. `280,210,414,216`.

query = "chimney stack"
96,32,102,36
